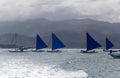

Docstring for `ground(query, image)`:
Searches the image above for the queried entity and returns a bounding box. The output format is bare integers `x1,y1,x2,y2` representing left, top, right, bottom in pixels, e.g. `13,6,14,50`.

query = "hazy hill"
0,34,35,48
0,19,120,48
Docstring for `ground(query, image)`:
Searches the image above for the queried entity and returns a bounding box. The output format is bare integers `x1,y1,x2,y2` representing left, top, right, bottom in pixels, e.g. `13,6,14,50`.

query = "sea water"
0,49,87,78
0,49,120,78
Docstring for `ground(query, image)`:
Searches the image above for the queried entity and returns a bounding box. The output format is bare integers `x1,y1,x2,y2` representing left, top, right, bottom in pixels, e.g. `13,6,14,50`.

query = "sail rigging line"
47,34,51,49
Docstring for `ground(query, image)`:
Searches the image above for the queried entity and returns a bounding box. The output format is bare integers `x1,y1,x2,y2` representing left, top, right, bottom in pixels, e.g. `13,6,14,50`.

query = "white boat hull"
47,50,61,53
32,50,45,52
110,52,120,58
9,50,28,53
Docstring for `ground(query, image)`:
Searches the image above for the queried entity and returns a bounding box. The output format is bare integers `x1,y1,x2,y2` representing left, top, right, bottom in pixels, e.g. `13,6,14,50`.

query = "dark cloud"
0,0,119,22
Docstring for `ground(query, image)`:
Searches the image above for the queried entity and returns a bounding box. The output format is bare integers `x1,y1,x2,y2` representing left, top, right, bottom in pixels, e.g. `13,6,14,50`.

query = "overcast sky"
0,0,120,22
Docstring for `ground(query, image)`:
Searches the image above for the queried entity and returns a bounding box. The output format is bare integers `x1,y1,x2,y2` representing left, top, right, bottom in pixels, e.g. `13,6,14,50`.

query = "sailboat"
32,34,48,52
81,32,101,53
105,38,120,58
104,37,119,52
9,34,29,52
104,38,114,52
47,33,65,52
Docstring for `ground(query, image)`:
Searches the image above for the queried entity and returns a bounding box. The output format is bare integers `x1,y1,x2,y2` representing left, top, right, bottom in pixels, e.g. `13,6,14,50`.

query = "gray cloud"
0,0,120,22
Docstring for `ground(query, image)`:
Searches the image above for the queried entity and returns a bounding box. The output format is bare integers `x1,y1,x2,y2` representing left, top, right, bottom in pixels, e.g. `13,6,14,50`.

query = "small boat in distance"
9,46,29,52
32,34,48,52
9,34,29,52
81,32,101,53
47,33,65,52
104,37,120,58
103,38,114,52
104,37,119,53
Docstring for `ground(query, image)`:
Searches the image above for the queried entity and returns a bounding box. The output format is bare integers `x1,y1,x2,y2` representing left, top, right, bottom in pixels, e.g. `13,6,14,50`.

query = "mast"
10,33,17,48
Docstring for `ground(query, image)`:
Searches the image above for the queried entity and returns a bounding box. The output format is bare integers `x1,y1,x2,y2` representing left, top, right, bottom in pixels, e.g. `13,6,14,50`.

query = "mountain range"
0,19,120,48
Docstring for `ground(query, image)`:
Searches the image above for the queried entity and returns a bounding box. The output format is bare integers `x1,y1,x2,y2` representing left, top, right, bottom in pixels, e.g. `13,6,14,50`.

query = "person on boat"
19,46,25,52
110,50,112,54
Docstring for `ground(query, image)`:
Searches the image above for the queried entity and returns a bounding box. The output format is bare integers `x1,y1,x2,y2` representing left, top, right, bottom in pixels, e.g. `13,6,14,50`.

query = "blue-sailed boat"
104,38,114,52
104,38,119,53
32,34,48,52
105,38,120,58
81,32,101,53
47,33,65,52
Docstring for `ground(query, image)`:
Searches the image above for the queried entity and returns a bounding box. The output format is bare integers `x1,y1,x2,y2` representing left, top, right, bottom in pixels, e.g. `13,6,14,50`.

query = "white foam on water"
0,60,88,78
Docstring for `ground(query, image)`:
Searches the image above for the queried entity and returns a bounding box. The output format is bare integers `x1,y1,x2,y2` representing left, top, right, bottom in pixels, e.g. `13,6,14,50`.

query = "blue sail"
52,33,65,50
87,32,101,51
36,34,48,50
106,38,114,50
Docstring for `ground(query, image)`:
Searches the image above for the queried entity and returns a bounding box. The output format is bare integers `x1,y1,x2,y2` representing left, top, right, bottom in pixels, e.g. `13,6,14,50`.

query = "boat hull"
109,52,120,58
103,50,119,52
9,50,28,53
80,50,98,53
47,50,61,53
32,50,45,52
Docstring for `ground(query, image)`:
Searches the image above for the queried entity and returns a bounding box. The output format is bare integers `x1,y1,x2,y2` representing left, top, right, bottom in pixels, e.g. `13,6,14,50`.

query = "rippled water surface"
0,49,120,78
